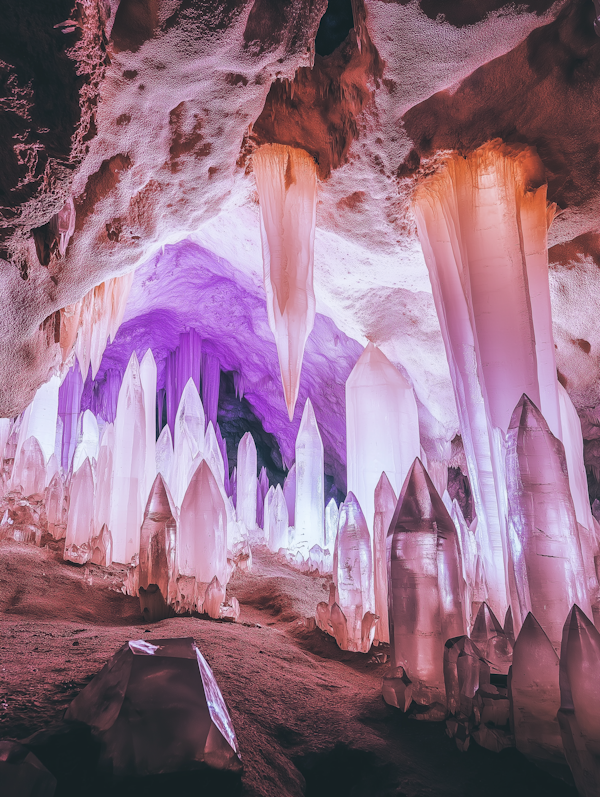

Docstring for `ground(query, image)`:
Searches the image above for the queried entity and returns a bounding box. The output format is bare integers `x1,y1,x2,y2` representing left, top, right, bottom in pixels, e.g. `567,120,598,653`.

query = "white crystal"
292,398,324,554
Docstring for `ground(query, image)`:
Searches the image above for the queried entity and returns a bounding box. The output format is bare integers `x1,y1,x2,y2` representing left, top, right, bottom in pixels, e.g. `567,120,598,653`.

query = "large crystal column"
155,424,174,491
265,484,289,553
72,410,99,473
386,458,465,707
15,374,60,466
64,457,95,564
109,352,146,564
139,473,178,620
140,349,157,507
324,497,339,552
171,378,205,507
94,423,114,537
373,472,397,645
506,395,592,650
236,432,257,534
292,398,324,555
414,142,563,620
346,343,420,537
253,144,317,420
335,492,375,653
58,366,83,472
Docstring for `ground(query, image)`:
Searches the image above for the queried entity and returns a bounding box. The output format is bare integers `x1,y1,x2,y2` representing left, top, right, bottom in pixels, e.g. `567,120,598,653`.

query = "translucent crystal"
140,349,157,506
265,484,289,553
236,432,257,533
14,437,46,498
90,523,112,567
292,399,324,555
558,383,595,531
110,352,147,564
139,474,177,620
253,144,317,419
64,637,241,777
324,497,339,553
373,472,396,645
558,605,600,796
203,575,225,620
509,612,563,764
72,410,99,474
470,602,513,675
155,424,174,490
44,453,59,488
283,463,296,526
58,366,84,472
386,459,465,706
179,460,228,594
14,374,60,466
256,466,269,529
201,351,220,429
204,422,225,488
164,330,202,438
334,492,374,653
506,395,591,650
46,471,66,540
171,378,204,507
64,457,95,564
347,343,420,537
94,423,114,537
444,635,490,747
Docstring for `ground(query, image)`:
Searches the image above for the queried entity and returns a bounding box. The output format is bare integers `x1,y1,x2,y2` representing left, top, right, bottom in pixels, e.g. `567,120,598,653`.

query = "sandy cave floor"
0,538,578,797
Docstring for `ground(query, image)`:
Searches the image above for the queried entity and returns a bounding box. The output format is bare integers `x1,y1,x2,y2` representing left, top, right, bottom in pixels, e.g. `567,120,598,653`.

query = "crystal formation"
292,398,324,555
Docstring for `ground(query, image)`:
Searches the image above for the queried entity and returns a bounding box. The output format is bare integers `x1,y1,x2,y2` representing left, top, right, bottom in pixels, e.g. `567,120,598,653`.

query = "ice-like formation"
94,423,114,538
253,144,317,419
14,375,60,466
46,472,66,540
450,499,478,628
506,395,591,650
558,606,600,796
509,612,563,764
346,343,419,536
171,378,205,507
155,424,174,490
179,460,228,609
334,493,375,652
64,457,95,564
373,472,396,645
58,367,84,473
443,635,490,750
324,497,339,553
414,142,562,621
264,484,289,553
236,432,257,534
283,463,296,527
11,437,45,499
110,352,146,564
163,331,202,438
256,466,269,529
72,410,99,474
139,473,177,621
140,349,157,503
386,459,465,708
292,399,324,555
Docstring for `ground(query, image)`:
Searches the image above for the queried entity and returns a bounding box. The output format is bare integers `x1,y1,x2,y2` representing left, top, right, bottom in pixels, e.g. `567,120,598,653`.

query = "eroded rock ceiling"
1,0,600,487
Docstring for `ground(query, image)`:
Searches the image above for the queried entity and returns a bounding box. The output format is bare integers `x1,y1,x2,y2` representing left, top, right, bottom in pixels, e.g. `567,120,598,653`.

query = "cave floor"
0,538,577,797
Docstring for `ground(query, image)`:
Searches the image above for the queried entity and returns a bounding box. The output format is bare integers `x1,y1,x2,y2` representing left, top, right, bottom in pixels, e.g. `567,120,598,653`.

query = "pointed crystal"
139,474,177,620
373,472,396,645
72,410,99,474
14,437,46,498
94,423,114,537
265,484,289,553
140,349,157,506
471,602,513,675
292,399,324,554
64,458,95,564
253,144,317,419
324,497,339,553
283,463,296,527
45,471,66,540
155,424,174,490
256,466,269,529
15,375,60,467
236,432,257,533
90,524,112,567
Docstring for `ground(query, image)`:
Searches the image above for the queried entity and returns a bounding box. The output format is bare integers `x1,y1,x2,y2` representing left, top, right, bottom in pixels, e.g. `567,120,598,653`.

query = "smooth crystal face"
64,637,241,777
414,142,562,621
94,423,114,538
236,432,257,533
139,473,178,606
155,424,174,491
470,602,513,675
14,375,60,467
58,366,83,472
265,484,289,553
335,492,374,653
558,606,600,795
387,458,465,699
179,460,227,588
140,348,157,507
46,472,66,540
510,612,563,763
109,352,147,564
0,740,57,797
171,378,205,507
72,409,99,474
324,497,339,553
64,457,95,564
253,144,317,420
13,436,45,498
373,472,396,645
283,463,296,527
506,395,591,650
292,398,324,555
346,343,420,537
163,330,202,438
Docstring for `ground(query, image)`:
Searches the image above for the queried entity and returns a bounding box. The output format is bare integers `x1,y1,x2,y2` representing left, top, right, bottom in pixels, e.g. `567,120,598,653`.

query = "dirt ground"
0,537,578,797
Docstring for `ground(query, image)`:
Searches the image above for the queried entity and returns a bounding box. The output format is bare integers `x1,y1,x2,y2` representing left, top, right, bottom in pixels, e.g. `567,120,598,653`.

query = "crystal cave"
1,2,600,796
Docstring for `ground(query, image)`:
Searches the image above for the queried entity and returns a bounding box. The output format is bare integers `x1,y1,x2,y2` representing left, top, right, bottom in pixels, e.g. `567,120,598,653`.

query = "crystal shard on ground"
0,740,57,797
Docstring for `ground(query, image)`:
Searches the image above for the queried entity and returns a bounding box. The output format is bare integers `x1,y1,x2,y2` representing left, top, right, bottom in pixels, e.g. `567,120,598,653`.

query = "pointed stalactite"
139,473,177,621
506,395,592,650
292,399,324,555
373,472,396,645
253,144,317,419
201,351,220,429
346,343,420,536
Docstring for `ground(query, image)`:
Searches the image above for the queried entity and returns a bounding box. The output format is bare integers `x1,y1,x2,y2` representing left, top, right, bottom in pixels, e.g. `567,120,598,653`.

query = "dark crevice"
315,0,354,57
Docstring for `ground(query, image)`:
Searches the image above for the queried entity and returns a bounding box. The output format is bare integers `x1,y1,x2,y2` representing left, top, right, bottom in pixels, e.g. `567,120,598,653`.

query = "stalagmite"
558,606,600,796
139,474,177,621
292,399,324,555
253,144,317,419
64,458,95,564
324,497,339,552
509,612,563,764
346,343,420,536
373,472,396,645
110,353,146,564
386,459,465,709
204,422,225,487
72,410,99,473
140,349,157,505
155,425,174,489
506,395,591,650
558,383,595,531
414,142,564,620
236,432,257,533
334,493,375,653
283,463,296,527
14,437,46,498
265,484,288,553
45,472,66,540
179,460,228,609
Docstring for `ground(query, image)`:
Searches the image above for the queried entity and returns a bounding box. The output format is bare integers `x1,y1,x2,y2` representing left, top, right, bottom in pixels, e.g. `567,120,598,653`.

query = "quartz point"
283,463,296,527
179,460,228,604
256,466,269,529
13,436,46,498
346,343,420,536
203,575,226,620
45,471,66,540
94,423,114,538
171,378,204,508
265,484,289,553
164,330,202,438
14,374,60,467
292,399,324,555
253,143,317,419
90,523,113,567
334,492,375,653
506,395,592,650
64,457,95,564
414,143,564,620
139,473,177,621
444,635,490,749
155,424,174,491
58,366,84,473
470,602,513,675
386,458,465,708
109,352,147,564
558,605,600,796
373,472,397,645
140,349,157,505
72,409,99,474
324,497,339,553
65,637,241,777
236,432,257,534
509,612,564,764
